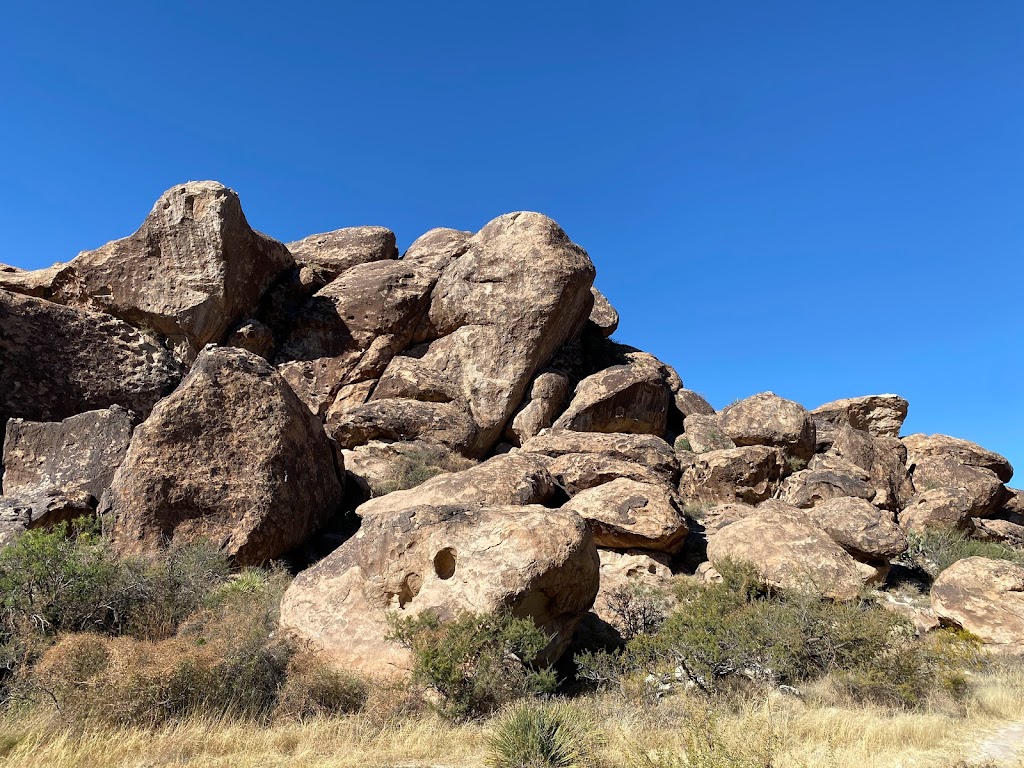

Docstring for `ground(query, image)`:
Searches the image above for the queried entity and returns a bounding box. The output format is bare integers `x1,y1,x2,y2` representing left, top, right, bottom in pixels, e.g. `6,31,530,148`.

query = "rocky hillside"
2,181,1022,674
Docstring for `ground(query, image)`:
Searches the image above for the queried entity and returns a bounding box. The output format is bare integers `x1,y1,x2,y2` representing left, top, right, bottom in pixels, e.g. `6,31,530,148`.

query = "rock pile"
1,181,1020,670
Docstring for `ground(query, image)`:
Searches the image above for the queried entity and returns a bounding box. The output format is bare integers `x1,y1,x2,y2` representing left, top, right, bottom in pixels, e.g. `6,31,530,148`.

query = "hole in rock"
433,548,457,580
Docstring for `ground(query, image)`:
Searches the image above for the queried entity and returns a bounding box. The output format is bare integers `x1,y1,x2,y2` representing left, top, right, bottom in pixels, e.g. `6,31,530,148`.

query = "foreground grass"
2,666,1024,768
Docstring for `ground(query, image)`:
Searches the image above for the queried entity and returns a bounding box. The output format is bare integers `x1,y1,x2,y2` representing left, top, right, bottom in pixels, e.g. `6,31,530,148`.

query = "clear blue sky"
4,2,1022,477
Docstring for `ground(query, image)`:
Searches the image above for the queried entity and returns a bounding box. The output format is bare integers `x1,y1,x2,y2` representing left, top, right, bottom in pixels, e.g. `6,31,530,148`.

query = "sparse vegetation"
906,529,1024,576
486,700,601,768
372,444,475,496
673,436,692,453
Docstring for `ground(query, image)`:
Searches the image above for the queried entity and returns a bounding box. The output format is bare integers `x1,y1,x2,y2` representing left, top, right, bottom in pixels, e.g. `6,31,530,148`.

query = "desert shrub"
274,649,368,721
486,700,601,768
373,444,475,496
387,610,556,721
604,582,670,641
906,529,1024,576
674,436,692,453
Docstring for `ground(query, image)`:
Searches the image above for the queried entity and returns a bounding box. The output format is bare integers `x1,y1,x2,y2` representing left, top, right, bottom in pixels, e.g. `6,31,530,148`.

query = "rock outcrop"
811,395,909,438
931,557,1024,653
720,392,816,461
561,478,688,553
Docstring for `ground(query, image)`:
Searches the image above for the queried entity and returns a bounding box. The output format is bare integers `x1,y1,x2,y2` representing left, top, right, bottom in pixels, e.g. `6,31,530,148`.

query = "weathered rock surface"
0,290,181,424
805,497,907,559
355,454,559,521
279,504,600,676
679,445,785,504
587,287,619,337
591,549,672,635
562,478,688,553
544,453,668,495
521,431,679,482
903,434,1013,484
811,395,909,438
104,347,342,565
681,413,735,453
780,465,876,508
899,488,978,533
720,392,816,461
553,353,672,436
341,440,475,500
910,459,1007,517
0,488,95,546
226,319,275,359
706,513,866,600
286,226,398,282
2,408,133,501
329,399,477,453
0,263,63,298
931,557,1024,652
44,182,293,361
972,518,1024,546
826,426,914,511
674,389,716,419
506,371,571,446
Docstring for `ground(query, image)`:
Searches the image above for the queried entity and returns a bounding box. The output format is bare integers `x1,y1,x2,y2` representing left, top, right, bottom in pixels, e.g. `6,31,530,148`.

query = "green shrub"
387,610,556,721
486,700,601,768
603,582,670,641
674,437,692,453
372,444,475,496
906,529,1024,576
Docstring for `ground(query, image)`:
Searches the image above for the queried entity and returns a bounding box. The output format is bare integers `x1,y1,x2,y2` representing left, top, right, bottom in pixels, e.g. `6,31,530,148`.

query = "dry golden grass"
2,666,1024,767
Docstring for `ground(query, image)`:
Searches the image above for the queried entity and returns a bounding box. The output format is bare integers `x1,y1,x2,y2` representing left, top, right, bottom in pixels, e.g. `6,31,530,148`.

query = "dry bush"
274,649,368,721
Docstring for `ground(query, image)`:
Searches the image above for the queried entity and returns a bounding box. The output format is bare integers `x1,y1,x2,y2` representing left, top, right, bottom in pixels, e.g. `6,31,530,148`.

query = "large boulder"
805,497,907,560
903,434,1013,484
0,488,95,546
587,287,619,337
355,454,559,522
2,407,133,501
544,453,668,495
826,426,914,511
0,290,181,424
286,226,397,282
679,446,786,504
680,413,735,454
590,549,672,639
561,478,689,553
674,389,716,419
719,392,815,461
521,431,679,482
104,347,343,565
368,213,595,456
329,399,477,453
706,514,866,600
780,464,876,508
279,504,600,676
899,488,978,533
553,353,673,437
38,182,293,362
931,557,1024,653
811,395,909,438
910,459,1007,517
506,371,572,446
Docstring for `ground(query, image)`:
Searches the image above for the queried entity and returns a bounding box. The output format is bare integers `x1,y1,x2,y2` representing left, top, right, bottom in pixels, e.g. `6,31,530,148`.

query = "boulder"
226,319,275,359
2,407,133,501
0,262,63,298
826,427,915,511
355,454,559,522
972,518,1024,547
329,399,476,454
587,287,619,337
401,228,472,273
706,514,866,600
681,413,735,453
342,440,475,500
780,465,876,508
700,502,757,533
0,290,181,424
899,488,978,534
591,549,672,636
286,226,398,282
811,395,909,438
279,504,600,676
903,434,1013,484
506,370,571,446
544,453,668,495
719,392,815,461
369,212,595,456
931,557,1024,653
104,347,343,566
0,488,95,546
674,389,716,419
805,497,907,560
678,445,786,504
521,431,679,482
553,352,672,437
910,459,1007,517
42,182,293,362
562,478,688,553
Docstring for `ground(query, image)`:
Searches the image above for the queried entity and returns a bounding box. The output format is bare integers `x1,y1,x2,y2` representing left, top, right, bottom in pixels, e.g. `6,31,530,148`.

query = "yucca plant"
486,700,601,768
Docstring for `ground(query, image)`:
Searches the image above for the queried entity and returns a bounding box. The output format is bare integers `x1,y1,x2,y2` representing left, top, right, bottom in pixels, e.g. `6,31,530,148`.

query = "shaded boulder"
0,290,181,424
586,287,619,337
104,347,343,566
521,431,679,483
674,389,715,419
553,352,673,437
279,504,600,677
903,434,1013,484
678,446,785,504
826,426,915,511
780,464,876,508
680,413,735,454
562,478,688,553
590,549,672,639
355,454,559,522
931,557,1024,653
544,453,667,495
0,262,63,298
226,319,275,359
401,228,472,274
2,407,133,501
0,489,95,546
706,514,866,600
811,395,909,438
972,518,1024,547
329,399,476,454
720,392,815,461
42,182,293,362
286,226,398,282
341,440,475,500
899,488,978,534
506,370,571,446
806,497,907,560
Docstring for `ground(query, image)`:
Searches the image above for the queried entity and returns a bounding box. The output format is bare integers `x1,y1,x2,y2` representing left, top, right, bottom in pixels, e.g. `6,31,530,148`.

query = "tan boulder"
681,413,735,453
286,226,398,282
675,389,715,419
780,465,876,508
931,557,1024,652
401,228,472,274
43,182,292,362
811,395,909,438
545,453,667,495
341,440,475,499
911,459,1007,517
329,399,477,453
0,488,95,546
806,497,907,559
521,431,679,482
506,371,571,446
587,287,619,337
826,427,914,511
279,504,600,676
104,347,343,566
678,445,786,504
700,502,757,533
562,478,688,553
972,518,1024,547
226,319,275,359
899,488,978,533
720,392,815,461
0,290,181,425
903,434,1013,484
0,262,63,298
591,549,672,636
706,514,866,600
355,454,559,522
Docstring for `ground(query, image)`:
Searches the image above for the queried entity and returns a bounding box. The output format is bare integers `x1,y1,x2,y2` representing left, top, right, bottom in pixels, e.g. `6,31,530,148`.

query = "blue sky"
4,2,1022,475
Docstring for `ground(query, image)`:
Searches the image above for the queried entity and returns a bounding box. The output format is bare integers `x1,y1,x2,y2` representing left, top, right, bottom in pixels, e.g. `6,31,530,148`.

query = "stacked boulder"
1,180,1021,674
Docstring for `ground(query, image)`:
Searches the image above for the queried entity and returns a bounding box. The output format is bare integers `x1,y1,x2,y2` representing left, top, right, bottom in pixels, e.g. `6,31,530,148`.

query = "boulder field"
1,181,1020,672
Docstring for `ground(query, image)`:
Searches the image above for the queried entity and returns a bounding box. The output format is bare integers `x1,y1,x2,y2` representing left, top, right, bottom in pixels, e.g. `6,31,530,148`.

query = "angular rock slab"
706,514,866,600
521,431,679,483
0,488,95,546
0,290,181,424
562,478,689,553
910,459,1007,517
811,395,909,438
903,434,1013,484
720,392,816,461
681,413,735,453
899,488,978,533
679,445,785,504
341,440,475,499
591,549,672,637
931,557,1024,653
286,226,398,282
279,504,600,677
544,453,668,496
780,466,876,508
104,347,343,566
826,426,914,511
